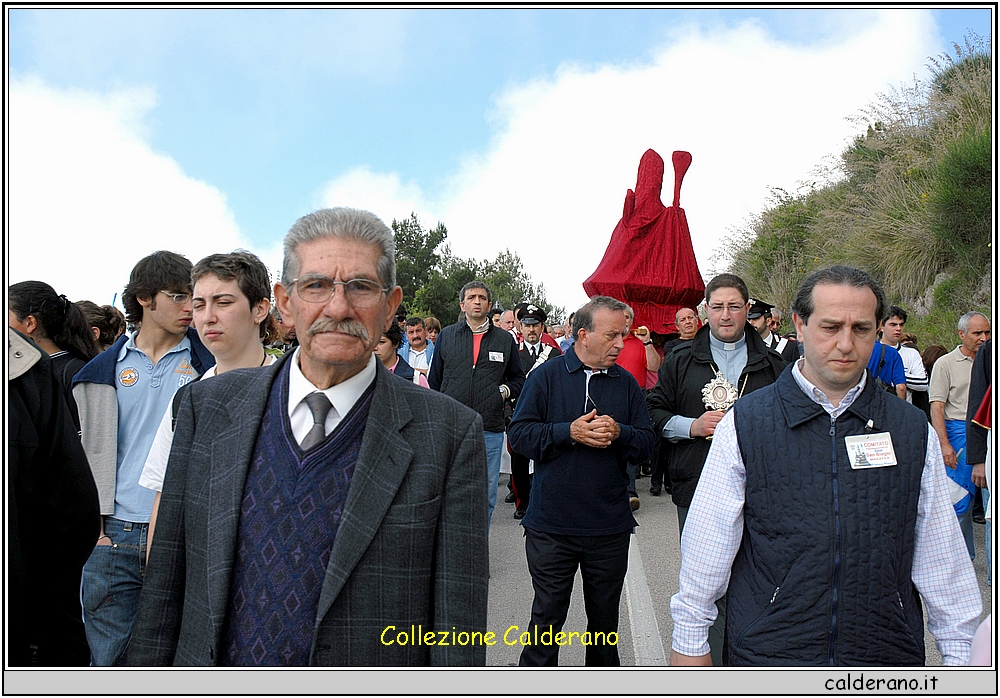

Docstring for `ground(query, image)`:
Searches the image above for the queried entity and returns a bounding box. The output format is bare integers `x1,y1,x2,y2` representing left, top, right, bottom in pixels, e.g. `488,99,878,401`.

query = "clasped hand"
571,409,620,448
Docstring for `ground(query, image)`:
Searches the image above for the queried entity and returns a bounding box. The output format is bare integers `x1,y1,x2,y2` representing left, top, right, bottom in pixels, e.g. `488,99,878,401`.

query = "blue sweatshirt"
508,345,654,535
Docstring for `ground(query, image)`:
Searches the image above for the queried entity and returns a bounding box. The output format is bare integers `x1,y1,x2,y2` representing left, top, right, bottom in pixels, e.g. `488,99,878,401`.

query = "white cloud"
316,166,438,230
314,9,941,313
7,77,275,306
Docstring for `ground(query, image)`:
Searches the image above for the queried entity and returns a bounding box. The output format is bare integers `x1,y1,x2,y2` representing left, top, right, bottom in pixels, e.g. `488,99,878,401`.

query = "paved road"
486,475,993,667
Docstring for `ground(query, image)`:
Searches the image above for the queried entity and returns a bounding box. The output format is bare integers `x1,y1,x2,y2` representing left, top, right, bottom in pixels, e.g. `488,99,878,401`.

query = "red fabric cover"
541,332,561,351
616,335,648,389
973,384,991,430
583,149,706,335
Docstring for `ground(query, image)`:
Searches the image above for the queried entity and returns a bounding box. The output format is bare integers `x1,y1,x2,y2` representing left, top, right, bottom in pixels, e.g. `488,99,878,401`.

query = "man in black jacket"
646,273,785,665
429,281,525,527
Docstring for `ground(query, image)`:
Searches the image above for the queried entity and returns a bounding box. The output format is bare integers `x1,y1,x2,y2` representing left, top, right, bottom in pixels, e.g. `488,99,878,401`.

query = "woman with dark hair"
9,281,100,429
76,300,126,352
915,344,950,420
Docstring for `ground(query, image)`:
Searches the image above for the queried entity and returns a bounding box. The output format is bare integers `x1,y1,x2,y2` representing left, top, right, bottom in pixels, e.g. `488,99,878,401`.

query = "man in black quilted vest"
428,281,525,528
670,265,982,666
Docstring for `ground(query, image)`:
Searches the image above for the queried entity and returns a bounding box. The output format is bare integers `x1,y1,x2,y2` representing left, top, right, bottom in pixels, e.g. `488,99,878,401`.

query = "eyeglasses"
291,275,388,308
707,303,747,314
160,290,192,304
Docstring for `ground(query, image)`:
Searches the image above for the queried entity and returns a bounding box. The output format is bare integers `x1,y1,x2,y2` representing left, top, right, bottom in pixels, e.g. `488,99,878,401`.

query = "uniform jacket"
71,329,214,514
645,323,786,507
763,332,800,364
428,321,525,433
126,354,489,666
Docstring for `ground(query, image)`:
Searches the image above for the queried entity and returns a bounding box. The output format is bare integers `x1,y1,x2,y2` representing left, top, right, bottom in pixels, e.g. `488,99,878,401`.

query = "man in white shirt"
670,265,981,666
880,305,927,404
397,316,434,382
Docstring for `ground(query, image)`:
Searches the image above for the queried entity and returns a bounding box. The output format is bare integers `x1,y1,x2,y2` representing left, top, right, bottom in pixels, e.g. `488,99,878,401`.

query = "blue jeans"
82,518,147,666
484,430,506,529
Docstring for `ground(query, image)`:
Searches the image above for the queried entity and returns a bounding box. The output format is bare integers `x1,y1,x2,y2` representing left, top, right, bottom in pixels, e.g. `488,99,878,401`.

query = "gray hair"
958,311,989,333
791,265,886,325
771,307,782,322
281,208,396,289
572,296,628,338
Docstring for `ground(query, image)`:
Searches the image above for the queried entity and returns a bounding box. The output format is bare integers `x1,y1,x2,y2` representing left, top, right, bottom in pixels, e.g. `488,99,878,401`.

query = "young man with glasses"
72,251,215,665
645,273,785,665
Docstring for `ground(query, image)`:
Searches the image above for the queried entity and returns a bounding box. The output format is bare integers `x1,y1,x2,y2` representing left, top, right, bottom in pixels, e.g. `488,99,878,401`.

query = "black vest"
393,356,415,381
728,366,927,666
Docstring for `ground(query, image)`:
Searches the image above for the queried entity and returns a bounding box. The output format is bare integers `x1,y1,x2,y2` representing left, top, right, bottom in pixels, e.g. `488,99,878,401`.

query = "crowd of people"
8,205,992,668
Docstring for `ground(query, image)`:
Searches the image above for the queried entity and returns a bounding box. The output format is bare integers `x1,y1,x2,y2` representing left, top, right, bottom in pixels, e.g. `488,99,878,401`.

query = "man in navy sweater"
508,296,654,666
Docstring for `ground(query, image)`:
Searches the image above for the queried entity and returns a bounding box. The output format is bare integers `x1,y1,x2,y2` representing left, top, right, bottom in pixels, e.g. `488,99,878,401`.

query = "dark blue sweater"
508,346,654,535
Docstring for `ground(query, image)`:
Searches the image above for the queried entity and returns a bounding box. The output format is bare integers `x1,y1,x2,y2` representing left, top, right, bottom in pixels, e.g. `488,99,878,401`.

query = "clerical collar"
708,332,746,353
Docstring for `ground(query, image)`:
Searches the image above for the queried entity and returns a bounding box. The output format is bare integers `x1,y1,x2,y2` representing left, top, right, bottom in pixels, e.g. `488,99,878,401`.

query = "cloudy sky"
6,7,992,314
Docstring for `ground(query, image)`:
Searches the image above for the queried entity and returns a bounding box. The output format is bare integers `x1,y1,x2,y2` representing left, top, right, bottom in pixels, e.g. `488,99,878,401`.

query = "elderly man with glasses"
507,296,654,666
127,208,489,667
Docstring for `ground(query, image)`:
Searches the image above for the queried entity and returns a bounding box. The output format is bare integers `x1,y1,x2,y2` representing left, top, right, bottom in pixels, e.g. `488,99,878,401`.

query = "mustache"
307,318,370,342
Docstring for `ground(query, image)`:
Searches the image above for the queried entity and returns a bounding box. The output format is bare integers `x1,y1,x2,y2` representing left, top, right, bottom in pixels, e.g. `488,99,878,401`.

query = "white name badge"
845,432,898,469
489,351,504,362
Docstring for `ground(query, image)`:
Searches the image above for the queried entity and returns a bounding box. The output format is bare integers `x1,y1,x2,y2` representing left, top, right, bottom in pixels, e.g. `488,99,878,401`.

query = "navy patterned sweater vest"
728,367,926,666
220,361,374,666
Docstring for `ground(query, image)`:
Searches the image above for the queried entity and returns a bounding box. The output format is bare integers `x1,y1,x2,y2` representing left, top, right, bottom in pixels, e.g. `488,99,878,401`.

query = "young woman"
9,281,100,428
375,323,429,387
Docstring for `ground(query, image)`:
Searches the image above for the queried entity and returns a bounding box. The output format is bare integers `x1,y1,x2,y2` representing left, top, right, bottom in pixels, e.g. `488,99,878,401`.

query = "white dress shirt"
287,348,377,446
670,360,982,665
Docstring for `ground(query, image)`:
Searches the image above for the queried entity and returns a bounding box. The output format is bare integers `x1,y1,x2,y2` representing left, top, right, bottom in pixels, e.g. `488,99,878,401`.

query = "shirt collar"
708,331,746,353
564,345,618,376
119,330,190,361
288,347,377,420
791,358,867,416
953,345,975,361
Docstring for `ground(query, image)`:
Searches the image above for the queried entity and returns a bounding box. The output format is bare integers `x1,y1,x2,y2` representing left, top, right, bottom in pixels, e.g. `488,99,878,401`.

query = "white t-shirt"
138,356,275,492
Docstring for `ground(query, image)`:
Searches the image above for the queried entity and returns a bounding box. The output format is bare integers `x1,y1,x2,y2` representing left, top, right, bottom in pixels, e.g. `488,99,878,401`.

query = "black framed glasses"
160,290,191,304
291,275,388,308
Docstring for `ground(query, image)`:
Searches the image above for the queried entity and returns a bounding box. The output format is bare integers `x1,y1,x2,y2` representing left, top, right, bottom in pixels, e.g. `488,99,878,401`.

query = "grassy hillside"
719,36,992,348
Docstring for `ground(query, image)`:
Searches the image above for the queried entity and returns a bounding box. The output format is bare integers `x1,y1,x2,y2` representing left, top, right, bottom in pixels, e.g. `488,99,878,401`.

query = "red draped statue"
583,149,705,335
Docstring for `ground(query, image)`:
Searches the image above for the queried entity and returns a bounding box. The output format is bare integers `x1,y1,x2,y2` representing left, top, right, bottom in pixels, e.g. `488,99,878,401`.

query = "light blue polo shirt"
114,333,197,521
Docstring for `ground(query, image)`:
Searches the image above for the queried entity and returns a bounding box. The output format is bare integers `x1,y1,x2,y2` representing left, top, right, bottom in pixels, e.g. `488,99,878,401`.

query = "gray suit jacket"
127,355,489,666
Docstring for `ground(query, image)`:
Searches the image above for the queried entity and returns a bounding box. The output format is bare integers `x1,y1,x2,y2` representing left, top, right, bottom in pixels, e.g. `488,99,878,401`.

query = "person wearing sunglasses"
71,251,215,665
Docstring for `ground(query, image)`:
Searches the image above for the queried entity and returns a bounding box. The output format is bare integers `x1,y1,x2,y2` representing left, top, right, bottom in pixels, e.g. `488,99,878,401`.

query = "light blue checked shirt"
670,360,982,665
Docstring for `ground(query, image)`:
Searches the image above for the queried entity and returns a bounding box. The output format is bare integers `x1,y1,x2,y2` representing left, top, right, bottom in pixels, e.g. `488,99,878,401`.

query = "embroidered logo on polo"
175,359,197,387
119,367,139,387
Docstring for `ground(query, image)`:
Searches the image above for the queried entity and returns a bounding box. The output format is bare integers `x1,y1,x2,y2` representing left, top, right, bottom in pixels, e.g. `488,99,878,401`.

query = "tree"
392,213,448,305
390,212,564,326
